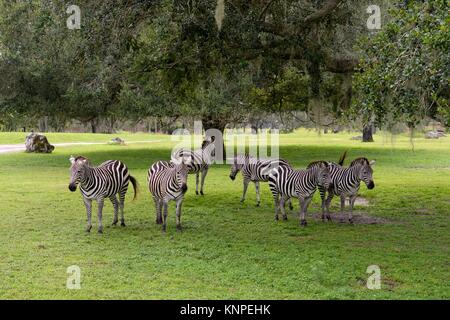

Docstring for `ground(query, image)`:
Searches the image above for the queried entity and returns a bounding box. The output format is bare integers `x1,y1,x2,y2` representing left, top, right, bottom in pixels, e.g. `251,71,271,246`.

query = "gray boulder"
25,132,55,153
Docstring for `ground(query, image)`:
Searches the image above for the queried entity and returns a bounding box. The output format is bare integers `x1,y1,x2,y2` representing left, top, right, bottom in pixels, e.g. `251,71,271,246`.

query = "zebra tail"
129,175,139,200
338,150,348,166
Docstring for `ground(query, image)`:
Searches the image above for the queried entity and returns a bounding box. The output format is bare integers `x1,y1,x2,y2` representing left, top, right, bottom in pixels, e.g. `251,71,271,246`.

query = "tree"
353,1,449,135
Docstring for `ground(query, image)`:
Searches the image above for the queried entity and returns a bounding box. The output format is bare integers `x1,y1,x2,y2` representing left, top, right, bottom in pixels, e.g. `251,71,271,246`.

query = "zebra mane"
73,156,91,166
306,160,329,169
350,157,370,167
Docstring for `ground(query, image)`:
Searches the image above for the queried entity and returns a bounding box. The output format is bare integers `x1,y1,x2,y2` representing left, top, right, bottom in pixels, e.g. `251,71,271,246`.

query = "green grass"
0,129,449,299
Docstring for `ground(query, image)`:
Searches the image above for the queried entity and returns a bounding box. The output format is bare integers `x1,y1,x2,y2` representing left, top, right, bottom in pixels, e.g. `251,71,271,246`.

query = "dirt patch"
311,212,390,225
346,196,369,206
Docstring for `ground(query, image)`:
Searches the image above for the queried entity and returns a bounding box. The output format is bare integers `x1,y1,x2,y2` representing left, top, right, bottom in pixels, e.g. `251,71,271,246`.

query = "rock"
425,131,446,139
109,137,125,145
25,132,55,153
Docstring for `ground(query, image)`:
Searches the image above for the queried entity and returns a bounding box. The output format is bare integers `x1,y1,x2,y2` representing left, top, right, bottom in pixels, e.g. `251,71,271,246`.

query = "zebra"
171,136,215,195
68,156,138,234
308,153,376,224
268,161,331,226
148,158,189,232
229,154,293,207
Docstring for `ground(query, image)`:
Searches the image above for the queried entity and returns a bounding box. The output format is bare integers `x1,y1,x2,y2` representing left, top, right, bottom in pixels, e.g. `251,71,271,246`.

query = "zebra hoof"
112,221,118,226
200,191,204,195
274,216,279,221
85,226,92,233
195,191,199,195
97,229,103,234
120,222,126,227
176,225,182,232
300,219,307,227
326,215,332,221
349,219,354,225
256,202,260,207
283,215,288,221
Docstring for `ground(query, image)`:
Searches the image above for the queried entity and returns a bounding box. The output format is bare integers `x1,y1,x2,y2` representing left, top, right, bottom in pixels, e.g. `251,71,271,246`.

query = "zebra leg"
162,201,169,232
255,181,261,207
280,196,288,221
119,189,126,227
83,197,92,233
325,192,334,221
300,196,313,227
273,194,280,221
110,195,119,226
176,198,183,231
195,172,199,195
153,197,162,224
200,167,208,195
96,198,104,234
348,194,357,224
339,195,346,223
319,186,326,221
241,178,249,203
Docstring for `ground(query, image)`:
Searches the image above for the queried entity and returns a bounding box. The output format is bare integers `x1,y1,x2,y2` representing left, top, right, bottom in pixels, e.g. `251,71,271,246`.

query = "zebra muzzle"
68,184,77,192
181,183,188,193
229,175,235,181
367,181,375,189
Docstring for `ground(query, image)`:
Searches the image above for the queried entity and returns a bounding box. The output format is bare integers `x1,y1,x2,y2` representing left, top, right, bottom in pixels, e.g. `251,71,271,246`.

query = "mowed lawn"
0,129,449,299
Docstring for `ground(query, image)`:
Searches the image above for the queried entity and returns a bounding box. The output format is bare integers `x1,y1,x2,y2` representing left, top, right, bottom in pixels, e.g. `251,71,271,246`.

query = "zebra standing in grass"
148,158,189,232
229,154,292,207
68,156,138,233
171,136,215,195
268,161,331,226
308,153,376,224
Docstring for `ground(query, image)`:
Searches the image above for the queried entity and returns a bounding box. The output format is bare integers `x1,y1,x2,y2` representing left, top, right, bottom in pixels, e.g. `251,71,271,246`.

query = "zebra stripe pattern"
171,137,216,195
229,154,292,207
307,153,376,223
68,156,138,234
148,159,189,232
268,161,331,226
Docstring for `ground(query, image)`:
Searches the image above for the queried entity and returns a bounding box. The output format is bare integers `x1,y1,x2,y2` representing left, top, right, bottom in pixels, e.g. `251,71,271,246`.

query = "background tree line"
0,0,448,140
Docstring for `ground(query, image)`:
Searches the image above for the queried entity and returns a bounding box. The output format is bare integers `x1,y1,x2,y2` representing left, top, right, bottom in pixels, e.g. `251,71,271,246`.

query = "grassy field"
0,129,449,299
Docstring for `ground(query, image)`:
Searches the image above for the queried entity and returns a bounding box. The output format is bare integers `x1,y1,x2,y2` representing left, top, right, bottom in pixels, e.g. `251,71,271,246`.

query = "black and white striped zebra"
171,136,215,195
229,154,292,207
68,156,138,233
268,161,331,226
308,153,375,224
148,158,189,232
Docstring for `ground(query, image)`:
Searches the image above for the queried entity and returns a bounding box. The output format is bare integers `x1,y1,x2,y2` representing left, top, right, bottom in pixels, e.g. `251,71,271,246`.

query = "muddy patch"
312,212,390,225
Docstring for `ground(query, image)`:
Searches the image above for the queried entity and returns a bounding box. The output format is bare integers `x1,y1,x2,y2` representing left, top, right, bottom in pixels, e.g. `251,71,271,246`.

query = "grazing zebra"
171,136,215,195
68,156,138,233
308,154,376,224
229,154,292,207
268,161,331,226
148,158,189,232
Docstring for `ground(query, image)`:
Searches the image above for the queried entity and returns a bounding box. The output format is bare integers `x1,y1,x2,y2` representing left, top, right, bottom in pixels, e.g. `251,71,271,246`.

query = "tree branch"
304,0,343,23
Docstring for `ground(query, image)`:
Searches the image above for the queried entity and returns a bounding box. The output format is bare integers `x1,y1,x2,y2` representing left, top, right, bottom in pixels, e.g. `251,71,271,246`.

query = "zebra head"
229,156,244,180
310,161,331,189
350,158,376,189
68,155,90,192
172,156,189,193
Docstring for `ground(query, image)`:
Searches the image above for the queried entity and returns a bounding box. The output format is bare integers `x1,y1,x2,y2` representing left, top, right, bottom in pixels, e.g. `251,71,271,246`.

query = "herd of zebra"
68,136,375,233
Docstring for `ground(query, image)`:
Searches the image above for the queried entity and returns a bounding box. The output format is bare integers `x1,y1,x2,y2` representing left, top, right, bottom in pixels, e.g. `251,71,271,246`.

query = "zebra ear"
69,156,75,164
369,160,376,166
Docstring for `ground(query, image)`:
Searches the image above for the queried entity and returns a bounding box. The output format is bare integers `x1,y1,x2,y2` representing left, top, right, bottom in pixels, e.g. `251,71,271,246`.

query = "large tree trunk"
362,124,374,142
90,119,99,133
203,117,227,161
